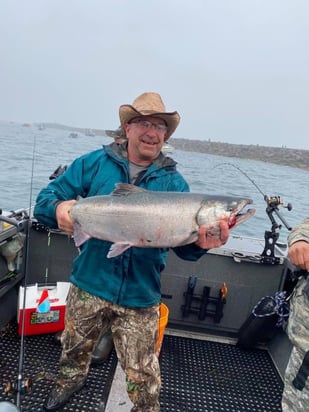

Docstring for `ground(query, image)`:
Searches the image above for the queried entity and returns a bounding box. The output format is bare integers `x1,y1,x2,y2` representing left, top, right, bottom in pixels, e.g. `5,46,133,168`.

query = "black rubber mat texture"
159,335,284,412
0,323,117,411
1,325,284,412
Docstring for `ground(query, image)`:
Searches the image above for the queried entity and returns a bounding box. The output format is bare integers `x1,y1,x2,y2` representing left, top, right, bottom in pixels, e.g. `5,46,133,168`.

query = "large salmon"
70,183,255,258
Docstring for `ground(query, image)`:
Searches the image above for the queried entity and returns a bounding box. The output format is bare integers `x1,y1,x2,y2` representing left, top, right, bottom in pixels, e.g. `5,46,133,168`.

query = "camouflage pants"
59,284,161,412
282,276,309,411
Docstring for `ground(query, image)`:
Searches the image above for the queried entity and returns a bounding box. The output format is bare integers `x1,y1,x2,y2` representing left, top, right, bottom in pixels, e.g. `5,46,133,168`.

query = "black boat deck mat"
1,325,284,411
0,323,117,411
160,334,283,412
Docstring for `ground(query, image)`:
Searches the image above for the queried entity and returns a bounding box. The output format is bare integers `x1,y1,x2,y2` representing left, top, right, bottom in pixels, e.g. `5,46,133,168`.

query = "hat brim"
119,105,180,140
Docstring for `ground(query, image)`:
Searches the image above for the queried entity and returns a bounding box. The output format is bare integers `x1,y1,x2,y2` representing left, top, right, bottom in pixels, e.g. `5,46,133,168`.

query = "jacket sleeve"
33,155,92,228
172,243,208,261
288,218,309,246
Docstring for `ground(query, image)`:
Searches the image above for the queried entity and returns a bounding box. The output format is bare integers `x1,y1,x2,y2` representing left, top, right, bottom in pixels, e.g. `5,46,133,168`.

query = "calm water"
1,121,308,240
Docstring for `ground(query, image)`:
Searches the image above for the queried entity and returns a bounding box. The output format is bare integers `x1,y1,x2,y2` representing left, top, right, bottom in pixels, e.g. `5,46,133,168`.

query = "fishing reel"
263,194,292,232
264,195,292,211
261,194,293,264
4,377,32,396
49,164,67,180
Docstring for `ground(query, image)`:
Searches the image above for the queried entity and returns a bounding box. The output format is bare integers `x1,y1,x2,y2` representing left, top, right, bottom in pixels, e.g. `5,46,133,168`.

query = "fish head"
226,198,256,228
197,196,256,230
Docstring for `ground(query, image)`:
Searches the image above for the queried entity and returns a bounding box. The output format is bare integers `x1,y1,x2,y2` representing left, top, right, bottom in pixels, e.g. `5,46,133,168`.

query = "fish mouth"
230,202,256,228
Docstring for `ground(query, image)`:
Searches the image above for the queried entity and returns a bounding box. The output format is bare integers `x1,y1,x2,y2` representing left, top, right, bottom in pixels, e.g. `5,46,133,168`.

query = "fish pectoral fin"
107,242,133,258
73,222,92,247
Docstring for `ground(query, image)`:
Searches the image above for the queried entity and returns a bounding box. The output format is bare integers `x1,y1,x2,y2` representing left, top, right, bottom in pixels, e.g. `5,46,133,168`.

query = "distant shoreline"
38,123,309,172
168,138,309,172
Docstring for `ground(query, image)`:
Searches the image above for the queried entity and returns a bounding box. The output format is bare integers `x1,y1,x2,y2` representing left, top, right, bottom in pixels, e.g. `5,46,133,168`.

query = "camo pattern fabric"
58,284,161,412
282,219,309,411
288,218,309,245
282,346,309,411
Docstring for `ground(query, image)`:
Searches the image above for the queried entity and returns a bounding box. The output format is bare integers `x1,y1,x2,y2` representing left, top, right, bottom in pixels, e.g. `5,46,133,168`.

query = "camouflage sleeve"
287,218,309,247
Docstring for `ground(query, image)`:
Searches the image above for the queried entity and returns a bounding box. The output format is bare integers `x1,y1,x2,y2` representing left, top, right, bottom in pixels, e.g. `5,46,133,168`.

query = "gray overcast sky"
1,0,308,149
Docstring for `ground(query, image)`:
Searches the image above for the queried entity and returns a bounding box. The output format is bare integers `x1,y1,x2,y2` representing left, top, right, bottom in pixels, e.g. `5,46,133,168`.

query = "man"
282,218,309,411
34,92,229,411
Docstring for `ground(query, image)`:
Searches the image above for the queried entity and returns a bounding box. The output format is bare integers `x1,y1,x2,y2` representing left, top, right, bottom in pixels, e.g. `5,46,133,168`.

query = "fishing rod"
0,139,37,411
214,162,293,226
15,138,37,409
214,162,293,264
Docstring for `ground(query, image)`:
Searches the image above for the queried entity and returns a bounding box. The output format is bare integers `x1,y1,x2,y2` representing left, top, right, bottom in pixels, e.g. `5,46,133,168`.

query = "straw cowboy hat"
119,92,180,140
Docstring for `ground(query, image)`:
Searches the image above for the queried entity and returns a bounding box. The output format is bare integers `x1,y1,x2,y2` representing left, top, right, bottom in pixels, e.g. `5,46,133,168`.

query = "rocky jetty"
169,138,309,172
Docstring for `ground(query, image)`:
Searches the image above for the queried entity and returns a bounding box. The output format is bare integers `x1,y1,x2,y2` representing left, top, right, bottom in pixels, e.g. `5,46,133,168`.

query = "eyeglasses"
130,119,168,134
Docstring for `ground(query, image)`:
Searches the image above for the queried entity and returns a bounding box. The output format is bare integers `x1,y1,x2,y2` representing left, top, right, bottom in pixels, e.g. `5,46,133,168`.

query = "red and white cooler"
17,282,70,336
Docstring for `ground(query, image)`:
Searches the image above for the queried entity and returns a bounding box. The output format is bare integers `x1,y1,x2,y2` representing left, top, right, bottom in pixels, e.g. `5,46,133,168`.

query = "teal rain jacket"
34,142,207,308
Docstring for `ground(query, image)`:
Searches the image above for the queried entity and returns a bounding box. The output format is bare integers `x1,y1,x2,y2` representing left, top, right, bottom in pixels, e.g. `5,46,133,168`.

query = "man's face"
125,116,168,165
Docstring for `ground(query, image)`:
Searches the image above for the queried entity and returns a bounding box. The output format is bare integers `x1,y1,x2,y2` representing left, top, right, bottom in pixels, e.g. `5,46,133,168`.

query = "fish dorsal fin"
112,183,147,196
